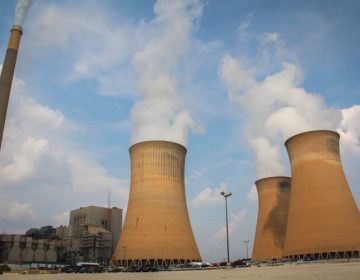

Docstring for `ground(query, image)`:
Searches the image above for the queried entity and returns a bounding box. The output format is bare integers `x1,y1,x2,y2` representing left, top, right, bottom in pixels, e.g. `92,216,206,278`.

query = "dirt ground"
2,262,360,280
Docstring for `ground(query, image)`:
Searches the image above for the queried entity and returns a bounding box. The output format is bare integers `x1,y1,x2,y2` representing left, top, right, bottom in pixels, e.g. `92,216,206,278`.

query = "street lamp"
123,246,126,266
243,239,250,260
220,191,232,265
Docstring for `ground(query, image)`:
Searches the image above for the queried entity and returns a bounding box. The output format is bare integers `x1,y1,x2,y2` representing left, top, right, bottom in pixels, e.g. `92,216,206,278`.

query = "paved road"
2,262,360,280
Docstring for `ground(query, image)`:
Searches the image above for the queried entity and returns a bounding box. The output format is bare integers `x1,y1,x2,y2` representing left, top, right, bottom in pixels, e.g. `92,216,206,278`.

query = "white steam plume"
131,0,203,147
14,0,34,26
219,43,341,178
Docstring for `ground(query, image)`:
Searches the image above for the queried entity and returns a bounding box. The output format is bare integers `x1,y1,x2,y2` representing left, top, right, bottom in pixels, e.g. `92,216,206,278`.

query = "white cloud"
248,137,286,178
25,0,205,146
14,0,33,26
219,49,341,178
1,137,52,183
195,39,223,54
17,99,66,130
339,105,360,149
0,77,73,188
0,70,129,231
53,211,70,227
26,3,134,96
246,184,257,202
68,154,128,196
0,87,72,189
0,195,37,223
130,0,204,146
3,74,75,145
212,209,247,241
193,182,227,207
261,32,280,44
238,12,253,42
219,30,360,210
189,169,204,179
337,106,360,197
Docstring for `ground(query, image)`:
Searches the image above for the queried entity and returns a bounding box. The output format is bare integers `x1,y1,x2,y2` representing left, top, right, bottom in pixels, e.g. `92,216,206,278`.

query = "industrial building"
112,141,201,267
0,206,122,265
0,234,58,264
283,130,360,260
252,177,291,261
68,206,122,264
25,226,56,240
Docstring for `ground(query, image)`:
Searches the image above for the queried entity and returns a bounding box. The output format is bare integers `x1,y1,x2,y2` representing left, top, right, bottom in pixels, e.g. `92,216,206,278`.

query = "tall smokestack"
252,176,291,261
112,141,201,267
283,130,360,260
0,25,23,149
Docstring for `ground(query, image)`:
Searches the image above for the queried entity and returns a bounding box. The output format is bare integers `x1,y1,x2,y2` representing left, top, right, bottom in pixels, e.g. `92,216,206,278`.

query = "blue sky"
0,0,359,262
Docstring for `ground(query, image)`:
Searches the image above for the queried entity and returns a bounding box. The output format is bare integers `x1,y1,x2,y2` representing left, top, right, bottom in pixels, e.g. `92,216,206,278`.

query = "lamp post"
123,246,126,267
243,239,250,260
220,191,232,265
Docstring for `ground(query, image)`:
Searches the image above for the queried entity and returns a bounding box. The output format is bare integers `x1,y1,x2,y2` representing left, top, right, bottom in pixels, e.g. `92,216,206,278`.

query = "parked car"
207,263,220,269
61,266,80,273
107,267,124,272
141,266,159,272
232,259,250,267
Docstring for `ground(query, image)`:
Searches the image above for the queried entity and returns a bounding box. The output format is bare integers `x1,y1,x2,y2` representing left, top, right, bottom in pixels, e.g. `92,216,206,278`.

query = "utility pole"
243,239,250,259
220,191,232,266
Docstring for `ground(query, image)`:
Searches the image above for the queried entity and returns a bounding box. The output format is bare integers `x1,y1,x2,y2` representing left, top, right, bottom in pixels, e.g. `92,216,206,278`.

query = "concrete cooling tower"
252,177,291,261
283,130,360,260
112,141,201,267
0,25,22,149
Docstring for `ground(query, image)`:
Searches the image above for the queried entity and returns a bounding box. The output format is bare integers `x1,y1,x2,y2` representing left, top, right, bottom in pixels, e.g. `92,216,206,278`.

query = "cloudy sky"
0,0,359,262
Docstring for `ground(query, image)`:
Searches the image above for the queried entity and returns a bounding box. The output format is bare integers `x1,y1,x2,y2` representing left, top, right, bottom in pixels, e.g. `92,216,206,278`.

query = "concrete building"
0,234,58,264
252,177,291,261
81,226,112,264
283,130,360,260
67,206,122,264
25,226,56,240
0,206,122,265
113,140,201,267
69,206,122,254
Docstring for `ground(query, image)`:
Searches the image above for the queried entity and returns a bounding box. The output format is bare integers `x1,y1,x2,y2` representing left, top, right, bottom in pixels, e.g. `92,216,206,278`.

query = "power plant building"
112,141,201,267
0,206,122,265
252,177,291,261
0,234,58,264
283,130,360,260
68,206,122,262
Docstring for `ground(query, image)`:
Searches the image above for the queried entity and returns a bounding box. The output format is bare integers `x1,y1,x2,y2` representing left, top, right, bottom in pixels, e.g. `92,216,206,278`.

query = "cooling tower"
283,130,360,260
113,140,201,267
252,177,291,261
0,25,22,149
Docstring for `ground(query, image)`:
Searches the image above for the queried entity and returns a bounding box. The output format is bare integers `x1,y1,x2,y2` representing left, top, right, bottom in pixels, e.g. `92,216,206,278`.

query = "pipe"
0,25,23,149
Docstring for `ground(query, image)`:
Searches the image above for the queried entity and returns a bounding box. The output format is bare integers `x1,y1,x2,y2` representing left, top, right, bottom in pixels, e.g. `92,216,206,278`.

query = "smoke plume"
131,0,203,147
14,0,33,26
219,39,341,178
